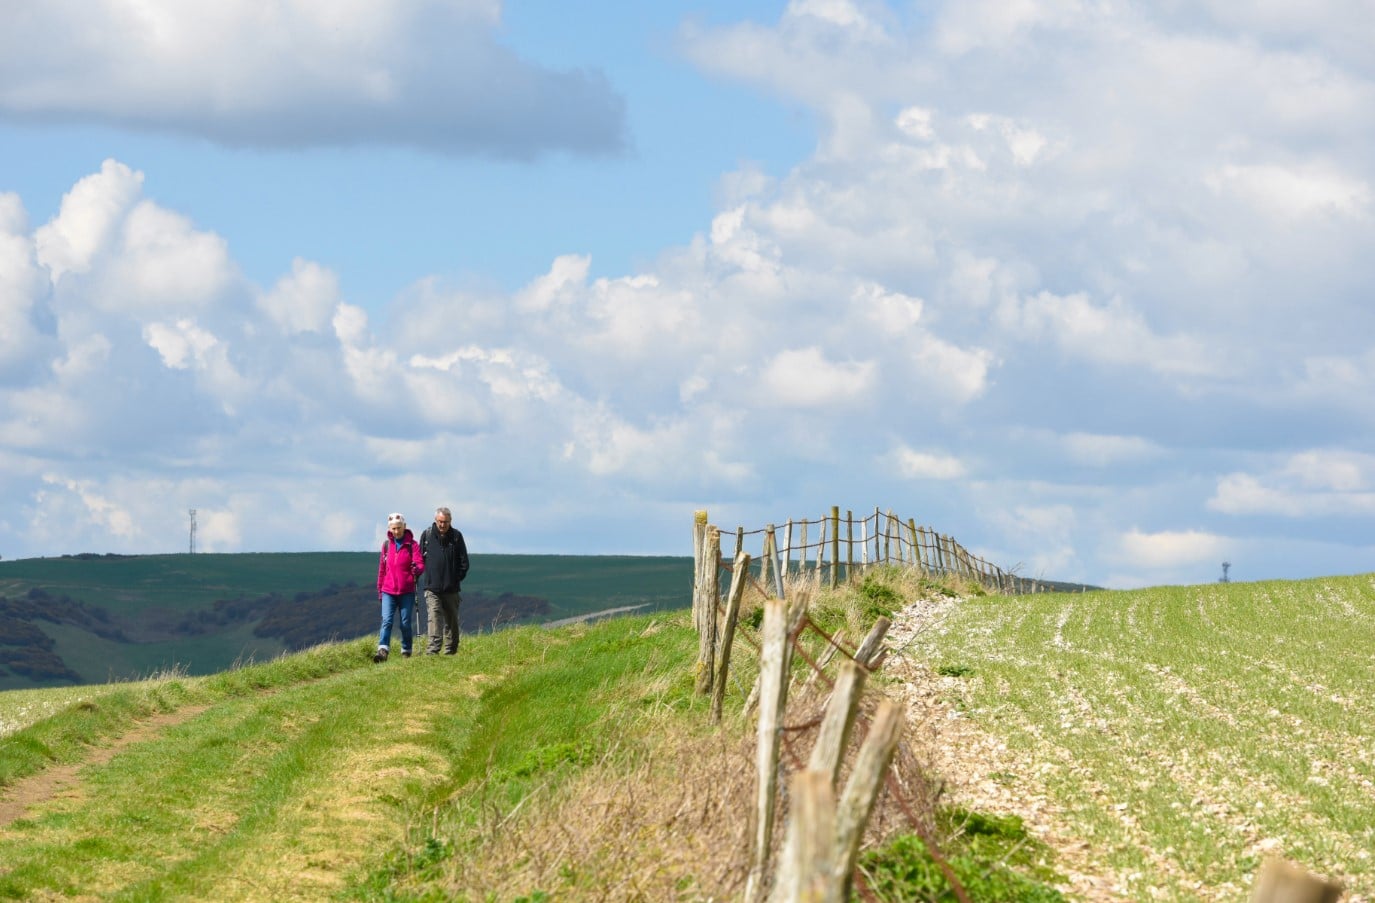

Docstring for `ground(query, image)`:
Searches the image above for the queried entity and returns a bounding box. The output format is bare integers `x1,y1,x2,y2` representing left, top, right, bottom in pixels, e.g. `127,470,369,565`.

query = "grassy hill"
0,569,1371,900
0,552,692,690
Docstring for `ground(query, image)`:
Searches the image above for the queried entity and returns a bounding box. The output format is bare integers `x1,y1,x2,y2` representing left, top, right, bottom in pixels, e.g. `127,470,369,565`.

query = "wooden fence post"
746,593,794,903
695,526,721,695
829,506,840,589
831,699,903,898
692,510,707,633
908,519,923,574
808,660,866,786
784,519,794,586
771,769,840,903
712,551,751,724
760,525,775,598
767,525,785,598
853,616,891,670
845,509,855,584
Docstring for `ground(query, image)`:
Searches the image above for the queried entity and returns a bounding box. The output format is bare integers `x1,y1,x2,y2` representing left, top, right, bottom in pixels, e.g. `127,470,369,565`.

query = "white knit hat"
387,512,405,525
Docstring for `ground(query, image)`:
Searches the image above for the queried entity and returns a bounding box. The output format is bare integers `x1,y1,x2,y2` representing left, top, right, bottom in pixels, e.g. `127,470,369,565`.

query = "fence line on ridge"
711,505,1051,598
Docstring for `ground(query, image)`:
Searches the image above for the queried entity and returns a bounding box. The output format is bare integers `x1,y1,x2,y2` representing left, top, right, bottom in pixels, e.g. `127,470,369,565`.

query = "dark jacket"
420,523,469,593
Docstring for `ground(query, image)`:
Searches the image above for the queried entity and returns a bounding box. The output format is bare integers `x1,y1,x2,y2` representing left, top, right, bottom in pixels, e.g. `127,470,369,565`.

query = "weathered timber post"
771,769,840,903
712,551,751,724
745,593,794,903
766,525,784,598
695,525,721,695
1250,857,1342,903
853,616,891,670
860,514,869,568
692,510,707,632
909,519,923,574
845,509,855,583
831,699,903,898
829,506,840,589
808,660,866,787
760,525,776,598
784,519,794,586
798,519,808,581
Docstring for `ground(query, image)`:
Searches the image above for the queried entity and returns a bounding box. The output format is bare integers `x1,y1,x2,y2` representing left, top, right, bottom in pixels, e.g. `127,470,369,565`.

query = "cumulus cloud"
3,0,1375,589
1112,528,1230,570
1209,451,1375,517
891,446,966,481
0,0,624,158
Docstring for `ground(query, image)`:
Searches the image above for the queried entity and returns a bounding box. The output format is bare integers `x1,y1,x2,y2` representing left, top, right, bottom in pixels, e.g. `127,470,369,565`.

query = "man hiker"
420,506,469,654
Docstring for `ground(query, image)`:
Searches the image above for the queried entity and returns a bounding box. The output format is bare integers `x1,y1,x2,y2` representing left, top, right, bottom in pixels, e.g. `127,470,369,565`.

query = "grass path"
0,617,704,901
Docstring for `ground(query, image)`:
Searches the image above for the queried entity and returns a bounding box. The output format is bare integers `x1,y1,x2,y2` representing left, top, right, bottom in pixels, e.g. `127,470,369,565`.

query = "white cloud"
1112,528,1229,569
259,258,340,335
892,446,966,480
999,291,1212,378
0,0,623,158
3,0,1375,589
34,160,143,282
144,319,218,370
1209,451,1375,517
1206,163,1371,219
760,347,875,407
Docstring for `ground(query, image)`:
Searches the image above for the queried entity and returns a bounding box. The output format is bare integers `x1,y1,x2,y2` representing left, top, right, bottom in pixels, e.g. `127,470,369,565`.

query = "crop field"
903,573,1375,899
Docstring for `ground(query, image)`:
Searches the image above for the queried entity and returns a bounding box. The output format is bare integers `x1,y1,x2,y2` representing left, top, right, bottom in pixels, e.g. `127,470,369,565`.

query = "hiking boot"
373,646,389,663
402,650,411,658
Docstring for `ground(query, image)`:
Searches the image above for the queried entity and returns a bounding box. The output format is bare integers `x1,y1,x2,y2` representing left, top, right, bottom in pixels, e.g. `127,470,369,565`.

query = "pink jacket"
377,529,425,596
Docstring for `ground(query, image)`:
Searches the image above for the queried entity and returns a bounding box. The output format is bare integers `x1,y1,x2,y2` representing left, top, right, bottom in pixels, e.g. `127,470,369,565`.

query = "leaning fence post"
853,616,891,670
712,551,751,724
746,593,793,903
831,699,903,898
808,660,866,787
695,525,721,695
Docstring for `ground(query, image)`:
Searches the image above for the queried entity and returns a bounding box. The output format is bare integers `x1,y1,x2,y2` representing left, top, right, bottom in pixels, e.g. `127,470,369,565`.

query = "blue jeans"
378,592,415,654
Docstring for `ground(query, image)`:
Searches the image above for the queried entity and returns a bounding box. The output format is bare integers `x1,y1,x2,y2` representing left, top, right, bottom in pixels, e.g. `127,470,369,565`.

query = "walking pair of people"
374,507,469,663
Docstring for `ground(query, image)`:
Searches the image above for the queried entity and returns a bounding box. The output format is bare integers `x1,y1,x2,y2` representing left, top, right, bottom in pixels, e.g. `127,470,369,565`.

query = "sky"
1,0,1373,589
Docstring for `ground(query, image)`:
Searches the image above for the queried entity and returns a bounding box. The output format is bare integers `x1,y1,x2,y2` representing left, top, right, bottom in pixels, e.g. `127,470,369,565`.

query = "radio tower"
189,509,197,555
1219,561,1230,583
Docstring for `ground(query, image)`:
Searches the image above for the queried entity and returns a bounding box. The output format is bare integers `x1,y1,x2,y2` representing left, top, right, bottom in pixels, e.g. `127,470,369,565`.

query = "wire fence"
711,505,1052,597
691,522,973,902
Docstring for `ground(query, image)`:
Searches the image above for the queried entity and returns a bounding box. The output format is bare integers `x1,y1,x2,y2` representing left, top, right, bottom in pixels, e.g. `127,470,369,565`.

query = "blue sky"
1,0,1372,588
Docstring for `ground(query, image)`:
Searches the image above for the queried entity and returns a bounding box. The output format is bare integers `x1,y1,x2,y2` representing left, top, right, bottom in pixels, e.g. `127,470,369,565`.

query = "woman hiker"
375,512,424,662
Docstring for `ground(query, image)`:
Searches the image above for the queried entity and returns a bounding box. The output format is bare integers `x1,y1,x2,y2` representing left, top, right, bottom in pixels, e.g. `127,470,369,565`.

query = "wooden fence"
692,520,972,902
710,506,1052,598
690,510,1343,902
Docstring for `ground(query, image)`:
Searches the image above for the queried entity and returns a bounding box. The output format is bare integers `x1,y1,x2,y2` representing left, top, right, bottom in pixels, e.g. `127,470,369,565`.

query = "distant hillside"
0,552,692,689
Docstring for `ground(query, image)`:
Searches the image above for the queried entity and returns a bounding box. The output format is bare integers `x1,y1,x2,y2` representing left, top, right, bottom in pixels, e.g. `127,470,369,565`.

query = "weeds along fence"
706,506,1052,599
690,518,974,903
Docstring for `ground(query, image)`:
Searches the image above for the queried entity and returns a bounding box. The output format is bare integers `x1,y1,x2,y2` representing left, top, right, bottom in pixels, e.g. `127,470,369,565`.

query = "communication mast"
1219,561,1230,583
189,509,197,555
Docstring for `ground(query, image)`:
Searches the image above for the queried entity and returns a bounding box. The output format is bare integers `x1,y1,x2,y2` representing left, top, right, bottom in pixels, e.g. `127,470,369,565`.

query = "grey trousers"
424,589,461,654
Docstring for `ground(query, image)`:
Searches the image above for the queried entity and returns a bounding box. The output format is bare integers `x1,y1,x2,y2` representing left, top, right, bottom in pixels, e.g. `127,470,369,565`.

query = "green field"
0,552,693,617
0,552,693,690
